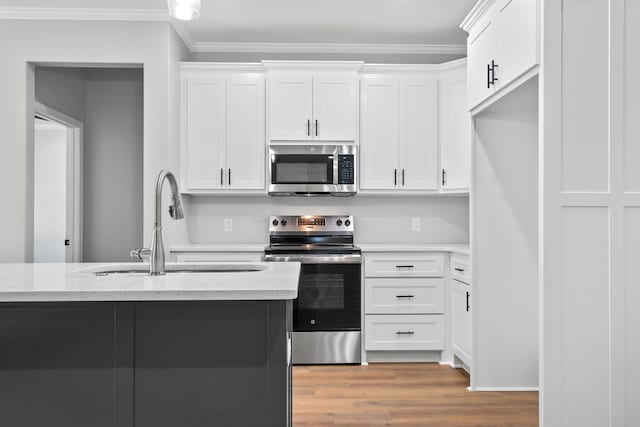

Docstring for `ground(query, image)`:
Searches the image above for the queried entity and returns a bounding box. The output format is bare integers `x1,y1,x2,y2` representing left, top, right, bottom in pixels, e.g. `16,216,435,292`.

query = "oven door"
293,263,361,332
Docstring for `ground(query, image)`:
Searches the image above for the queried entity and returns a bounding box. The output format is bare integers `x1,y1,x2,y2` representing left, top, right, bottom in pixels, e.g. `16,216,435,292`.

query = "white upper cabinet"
360,78,399,190
312,75,358,141
264,61,362,142
399,78,439,190
439,60,471,192
498,0,539,86
466,18,499,110
462,0,539,111
267,74,312,141
183,75,227,190
360,69,440,193
226,76,266,190
180,64,266,194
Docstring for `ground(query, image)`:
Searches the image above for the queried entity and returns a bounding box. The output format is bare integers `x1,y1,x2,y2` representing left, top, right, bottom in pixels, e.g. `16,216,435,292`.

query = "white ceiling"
0,0,475,46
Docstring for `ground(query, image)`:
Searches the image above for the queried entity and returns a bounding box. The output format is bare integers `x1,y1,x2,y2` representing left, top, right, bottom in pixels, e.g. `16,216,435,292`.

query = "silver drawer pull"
454,267,465,272
396,265,415,269
396,331,415,335
396,295,415,299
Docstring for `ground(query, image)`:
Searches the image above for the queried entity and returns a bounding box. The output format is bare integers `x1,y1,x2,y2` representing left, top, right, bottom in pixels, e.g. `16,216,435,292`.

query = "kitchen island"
0,262,300,427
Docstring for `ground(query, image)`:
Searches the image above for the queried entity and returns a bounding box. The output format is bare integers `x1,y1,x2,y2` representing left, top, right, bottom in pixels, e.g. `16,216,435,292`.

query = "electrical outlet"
224,218,233,232
411,217,421,232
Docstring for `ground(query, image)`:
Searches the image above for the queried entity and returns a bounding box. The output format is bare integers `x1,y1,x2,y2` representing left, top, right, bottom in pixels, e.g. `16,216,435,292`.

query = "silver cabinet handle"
315,119,318,136
220,168,223,186
396,265,414,269
228,168,231,186
402,169,405,186
454,267,465,272
394,169,397,186
396,295,415,299
307,119,310,136
396,331,415,335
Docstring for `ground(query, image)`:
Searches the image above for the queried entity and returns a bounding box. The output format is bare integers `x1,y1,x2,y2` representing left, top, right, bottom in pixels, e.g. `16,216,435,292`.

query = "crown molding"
262,60,364,72
360,63,440,74
460,0,496,32
0,7,168,21
191,42,466,55
437,57,468,71
180,62,265,73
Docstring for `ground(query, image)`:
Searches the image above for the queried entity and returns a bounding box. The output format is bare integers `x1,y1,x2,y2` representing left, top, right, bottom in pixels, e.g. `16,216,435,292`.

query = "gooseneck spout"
138,170,184,275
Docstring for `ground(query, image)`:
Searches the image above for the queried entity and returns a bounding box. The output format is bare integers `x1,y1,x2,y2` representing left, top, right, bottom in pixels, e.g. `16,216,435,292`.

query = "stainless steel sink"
78,263,268,276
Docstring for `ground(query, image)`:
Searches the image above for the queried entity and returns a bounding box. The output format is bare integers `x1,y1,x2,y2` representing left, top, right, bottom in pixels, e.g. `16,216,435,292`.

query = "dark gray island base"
0,300,292,427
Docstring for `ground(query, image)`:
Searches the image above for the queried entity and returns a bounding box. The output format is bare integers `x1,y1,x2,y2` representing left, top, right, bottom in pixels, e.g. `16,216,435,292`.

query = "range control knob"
280,219,287,226
272,219,279,226
344,219,351,227
336,219,343,226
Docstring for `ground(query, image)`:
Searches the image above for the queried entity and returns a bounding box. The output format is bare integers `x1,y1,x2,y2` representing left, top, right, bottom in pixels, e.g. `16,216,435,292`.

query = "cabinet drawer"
450,254,471,284
172,251,263,263
364,253,444,277
365,278,444,314
365,315,444,351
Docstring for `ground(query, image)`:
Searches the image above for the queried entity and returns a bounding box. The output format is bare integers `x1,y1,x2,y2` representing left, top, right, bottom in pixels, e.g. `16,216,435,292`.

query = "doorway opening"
32,66,144,263
33,102,83,262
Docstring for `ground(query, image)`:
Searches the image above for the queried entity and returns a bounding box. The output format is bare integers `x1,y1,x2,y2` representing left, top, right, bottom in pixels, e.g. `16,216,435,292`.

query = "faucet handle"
130,248,151,260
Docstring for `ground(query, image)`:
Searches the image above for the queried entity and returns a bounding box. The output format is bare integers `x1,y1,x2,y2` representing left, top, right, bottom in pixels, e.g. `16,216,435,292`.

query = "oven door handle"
263,254,362,264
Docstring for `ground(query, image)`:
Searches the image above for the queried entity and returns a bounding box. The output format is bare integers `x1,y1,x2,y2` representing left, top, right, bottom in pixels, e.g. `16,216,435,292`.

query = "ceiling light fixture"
168,0,201,21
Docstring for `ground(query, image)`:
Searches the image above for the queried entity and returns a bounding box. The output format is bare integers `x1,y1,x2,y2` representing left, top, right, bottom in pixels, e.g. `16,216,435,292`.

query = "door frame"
34,101,84,262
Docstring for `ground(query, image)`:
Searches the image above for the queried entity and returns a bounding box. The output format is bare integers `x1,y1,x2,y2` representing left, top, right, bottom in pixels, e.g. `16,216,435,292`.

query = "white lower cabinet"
365,314,444,351
450,253,472,367
365,278,444,314
364,252,445,354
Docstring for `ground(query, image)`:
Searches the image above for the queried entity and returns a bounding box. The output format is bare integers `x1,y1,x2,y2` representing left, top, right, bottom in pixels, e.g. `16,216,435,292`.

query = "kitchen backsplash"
179,195,469,244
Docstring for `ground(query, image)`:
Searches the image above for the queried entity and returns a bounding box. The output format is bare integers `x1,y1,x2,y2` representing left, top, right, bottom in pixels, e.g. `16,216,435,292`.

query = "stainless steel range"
263,215,361,364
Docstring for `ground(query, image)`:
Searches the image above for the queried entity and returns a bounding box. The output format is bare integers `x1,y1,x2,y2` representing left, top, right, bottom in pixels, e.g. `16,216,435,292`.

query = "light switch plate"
411,217,421,231
224,218,233,232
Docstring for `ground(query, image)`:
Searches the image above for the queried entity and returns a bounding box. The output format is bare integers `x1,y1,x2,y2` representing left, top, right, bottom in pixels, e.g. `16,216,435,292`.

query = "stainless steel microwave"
268,144,357,196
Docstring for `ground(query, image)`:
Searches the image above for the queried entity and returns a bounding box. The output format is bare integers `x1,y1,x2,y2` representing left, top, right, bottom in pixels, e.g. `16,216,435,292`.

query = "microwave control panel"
338,155,355,184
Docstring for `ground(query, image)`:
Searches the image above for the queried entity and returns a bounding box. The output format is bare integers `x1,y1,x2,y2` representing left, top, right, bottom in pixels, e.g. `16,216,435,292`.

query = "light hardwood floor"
293,363,538,426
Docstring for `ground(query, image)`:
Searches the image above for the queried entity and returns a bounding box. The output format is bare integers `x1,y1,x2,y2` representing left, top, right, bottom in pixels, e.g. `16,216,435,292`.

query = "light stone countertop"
0,262,300,303
171,243,470,255
357,243,470,255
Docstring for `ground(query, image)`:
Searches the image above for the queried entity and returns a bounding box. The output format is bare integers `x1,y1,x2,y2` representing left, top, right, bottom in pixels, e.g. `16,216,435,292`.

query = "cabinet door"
452,280,472,364
226,76,265,190
182,76,226,190
440,65,471,191
467,17,499,109
399,78,438,190
268,74,312,141
498,0,538,86
312,74,357,141
359,78,399,190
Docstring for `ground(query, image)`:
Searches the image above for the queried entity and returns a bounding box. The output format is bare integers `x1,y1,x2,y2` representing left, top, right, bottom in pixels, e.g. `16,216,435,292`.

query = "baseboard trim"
473,386,539,392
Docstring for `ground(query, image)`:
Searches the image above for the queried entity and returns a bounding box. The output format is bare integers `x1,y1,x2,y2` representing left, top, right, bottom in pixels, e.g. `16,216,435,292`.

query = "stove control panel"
268,215,354,233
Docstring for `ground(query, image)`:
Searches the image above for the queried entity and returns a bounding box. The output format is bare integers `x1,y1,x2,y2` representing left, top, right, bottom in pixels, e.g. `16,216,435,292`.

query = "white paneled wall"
542,0,640,425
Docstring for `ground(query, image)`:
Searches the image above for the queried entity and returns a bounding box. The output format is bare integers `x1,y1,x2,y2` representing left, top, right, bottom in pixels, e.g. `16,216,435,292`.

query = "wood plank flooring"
293,363,538,426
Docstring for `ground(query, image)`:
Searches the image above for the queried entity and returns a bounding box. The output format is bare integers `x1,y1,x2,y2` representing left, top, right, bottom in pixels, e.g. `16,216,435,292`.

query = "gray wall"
35,67,86,121
83,68,144,262
0,20,177,262
184,195,469,244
